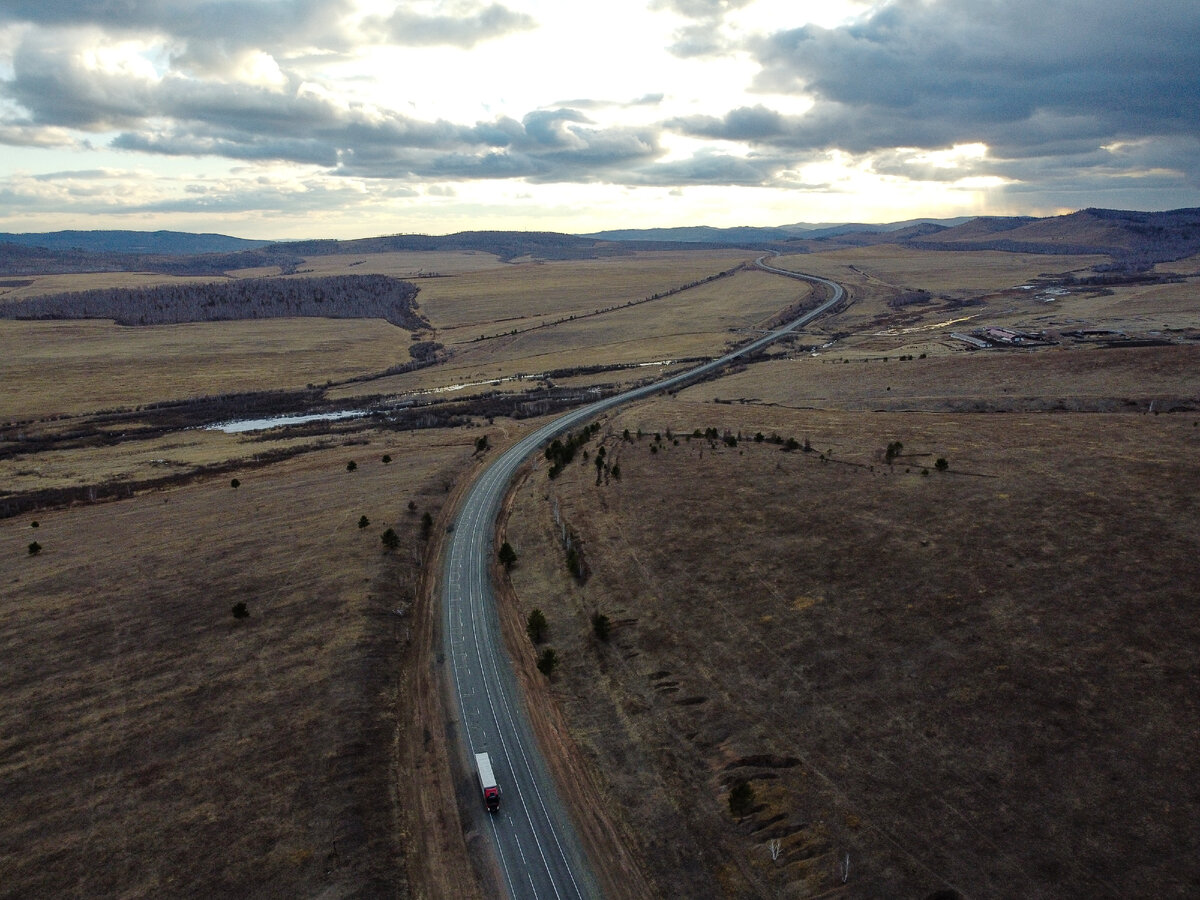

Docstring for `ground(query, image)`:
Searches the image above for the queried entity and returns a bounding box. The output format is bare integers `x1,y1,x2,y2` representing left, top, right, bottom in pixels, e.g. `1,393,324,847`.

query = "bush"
498,541,517,571
935,457,949,471
381,527,400,550
382,454,392,464
28,541,41,556
231,601,249,619
230,478,240,489
527,608,548,644
591,612,611,642
346,460,357,472
728,780,755,818
536,647,558,678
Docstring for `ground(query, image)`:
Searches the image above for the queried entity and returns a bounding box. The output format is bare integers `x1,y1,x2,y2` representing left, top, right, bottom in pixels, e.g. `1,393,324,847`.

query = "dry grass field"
1,245,774,900
487,245,1200,897
397,250,754,338
337,266,804,401
501,389,1200,898
232,250,512,280
0,427,486,898
701,344,1200,413
3,241,1199,899
0,318,411,420
769,246,1108,295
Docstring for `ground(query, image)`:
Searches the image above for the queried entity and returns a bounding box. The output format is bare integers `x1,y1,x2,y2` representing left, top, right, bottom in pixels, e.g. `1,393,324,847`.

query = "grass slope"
504,393,1200,897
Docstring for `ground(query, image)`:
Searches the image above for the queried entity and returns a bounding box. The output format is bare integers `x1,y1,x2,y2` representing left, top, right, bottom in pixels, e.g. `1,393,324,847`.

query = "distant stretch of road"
441,261,844,899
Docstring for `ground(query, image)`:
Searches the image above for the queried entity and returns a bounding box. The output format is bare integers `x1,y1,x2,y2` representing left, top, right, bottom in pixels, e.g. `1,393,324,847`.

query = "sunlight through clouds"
0,0,1194,236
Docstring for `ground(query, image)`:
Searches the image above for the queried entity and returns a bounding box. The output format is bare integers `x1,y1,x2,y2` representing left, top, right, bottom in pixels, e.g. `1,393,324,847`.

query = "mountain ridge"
3,208,1199,276
0,230,271,255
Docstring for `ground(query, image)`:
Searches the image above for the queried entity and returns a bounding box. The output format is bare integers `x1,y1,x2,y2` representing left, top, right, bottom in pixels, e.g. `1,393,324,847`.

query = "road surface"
441,262,844,899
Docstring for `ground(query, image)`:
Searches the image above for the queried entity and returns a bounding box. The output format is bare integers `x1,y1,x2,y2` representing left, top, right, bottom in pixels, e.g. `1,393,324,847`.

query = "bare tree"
767,839,781,861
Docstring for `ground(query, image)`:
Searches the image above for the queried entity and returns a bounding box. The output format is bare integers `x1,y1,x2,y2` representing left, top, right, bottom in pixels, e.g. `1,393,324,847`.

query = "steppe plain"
2,234,1198,898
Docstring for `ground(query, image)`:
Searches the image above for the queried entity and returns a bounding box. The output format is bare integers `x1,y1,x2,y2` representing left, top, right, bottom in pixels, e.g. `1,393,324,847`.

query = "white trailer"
475,752,501,812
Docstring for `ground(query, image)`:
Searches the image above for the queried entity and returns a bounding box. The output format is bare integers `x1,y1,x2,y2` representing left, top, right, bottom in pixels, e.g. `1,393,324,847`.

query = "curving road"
441,262,844,899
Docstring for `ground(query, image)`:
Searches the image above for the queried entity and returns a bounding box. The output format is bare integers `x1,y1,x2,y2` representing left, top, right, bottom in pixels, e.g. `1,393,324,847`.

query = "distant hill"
3,209,1197,279
581,225,795,244
911,216,1038,243
586,217,974,243
905,208,1200,269
0,230,270,254
0,242,304,277
774,208,1200,271
0,230,682,276
261,231,646,261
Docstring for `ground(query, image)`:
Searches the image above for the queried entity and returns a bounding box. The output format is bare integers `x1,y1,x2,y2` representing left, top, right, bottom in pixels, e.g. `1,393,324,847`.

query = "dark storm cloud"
651,0,754,57
380,3,535,48
112,129,341,166
0,0,318,32
72,69,664,181
669,105,787,142
4,29,508,149
334,110,661,182
650,0,1200,198
0,0,360,72
625,151,787,187
0,2,676,186
6,32,155,130
750,0,1200,156
5,0,1195,202
0,1,533,64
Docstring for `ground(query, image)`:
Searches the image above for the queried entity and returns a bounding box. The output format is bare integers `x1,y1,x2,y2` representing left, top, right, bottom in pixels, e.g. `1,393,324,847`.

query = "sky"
0,0,1197,239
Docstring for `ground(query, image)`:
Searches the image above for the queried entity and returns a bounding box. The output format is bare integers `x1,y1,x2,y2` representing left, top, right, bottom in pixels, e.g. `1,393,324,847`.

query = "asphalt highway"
441,262,844,899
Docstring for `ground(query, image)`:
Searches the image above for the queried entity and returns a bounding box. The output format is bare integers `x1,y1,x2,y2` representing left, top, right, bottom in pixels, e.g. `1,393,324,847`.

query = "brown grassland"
2,428,483,898
2,242,1199,898
0,317,411,420
502,382,1200,897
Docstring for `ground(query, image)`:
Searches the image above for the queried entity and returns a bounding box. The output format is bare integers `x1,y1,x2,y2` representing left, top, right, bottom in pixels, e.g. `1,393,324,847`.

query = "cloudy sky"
1,0,1196,238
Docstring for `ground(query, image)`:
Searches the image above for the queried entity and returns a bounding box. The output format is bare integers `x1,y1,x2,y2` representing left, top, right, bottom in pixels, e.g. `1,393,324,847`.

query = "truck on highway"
475,752,501,812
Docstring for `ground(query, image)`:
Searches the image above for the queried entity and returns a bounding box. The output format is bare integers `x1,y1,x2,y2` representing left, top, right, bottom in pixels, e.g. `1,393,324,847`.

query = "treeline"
0,274,428,328
545,422,601,478
0,242,304,276
261,231,637,262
